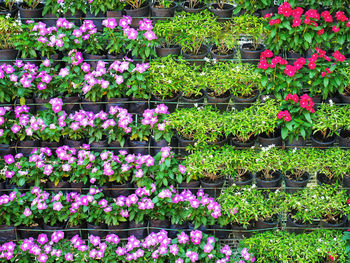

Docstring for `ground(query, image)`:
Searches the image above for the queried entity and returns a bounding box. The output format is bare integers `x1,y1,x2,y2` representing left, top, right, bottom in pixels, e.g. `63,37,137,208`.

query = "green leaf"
281,127,288,139
304,33,312,43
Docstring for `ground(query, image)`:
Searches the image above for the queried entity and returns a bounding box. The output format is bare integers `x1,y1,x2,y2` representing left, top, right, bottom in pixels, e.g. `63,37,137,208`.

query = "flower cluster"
0,230,254,262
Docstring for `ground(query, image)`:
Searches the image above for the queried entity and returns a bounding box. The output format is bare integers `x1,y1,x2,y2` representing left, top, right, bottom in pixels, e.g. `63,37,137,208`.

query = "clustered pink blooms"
277,93,315,122
0,230,252,262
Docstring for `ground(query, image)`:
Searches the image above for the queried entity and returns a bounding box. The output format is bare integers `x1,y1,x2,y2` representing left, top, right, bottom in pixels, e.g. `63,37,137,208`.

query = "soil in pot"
232,91,259,111
205,89,231,112
258,130,282,147
63,96,81,114
284,137,306,148
106,97,130,111
90,139,108,153
228,171,253,186
87,223,108,238
209,44,235,60
108,181,133,198
200,177,225,198
311,131,336,148
128,98,148,115
183,45,209,66
231,136,256,148
17,140,39,157
317,172,341,186
285,172,310,193
286,214,315,234
256,170,282,190
129,221,147,239
339,129,350,148
254,216,279,232
151,138,170,156
151,2,177,19
149,218,170,233
209,3,234,19
155,45,181,57
181,1,206,13
63,138,84,148
209,224,231,239
152,93,180,113
124,3,150,28
82,98,105,113
129,140,149,155
0,225,16,242
320,215,347,228
178,180,200,195
18,3,44,20
108,221,129,238
179,91,205,109
176,134,195,156
240,43,265,64
43,223,65,238
0,49,18,65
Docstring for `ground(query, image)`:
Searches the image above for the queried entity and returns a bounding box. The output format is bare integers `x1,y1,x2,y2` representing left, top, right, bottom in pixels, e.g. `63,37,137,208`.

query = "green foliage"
0,16,21,49
312,103,343,139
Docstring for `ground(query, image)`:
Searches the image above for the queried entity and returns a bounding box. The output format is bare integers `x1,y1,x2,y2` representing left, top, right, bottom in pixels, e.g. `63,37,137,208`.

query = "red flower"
278,2,292,17
261,49,273,58
332,26,340,32
332,50,346,62
258,59,269,70
284,65,296,77
305,9,320,20
277,111,285,119
304,17,311,24
308,62,316,70
329,254,337,261
317,29,324,35
347,21,350,27
269,19,281,25
264,13,273,18
292,18,301,27
347,198,350,205
292,7,304,18
283,111,291,122
335,11,348,22
321,11,333,22
321,72,327,77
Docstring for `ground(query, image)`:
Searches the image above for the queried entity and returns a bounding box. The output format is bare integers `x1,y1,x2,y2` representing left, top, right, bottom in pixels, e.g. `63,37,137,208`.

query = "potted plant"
82,32,108,69
0,190,18,242
340,67,350,104
208,0,235,19
180,0,206,13
18,0,44,20
339,105,350,147
210,21,237,59
151,0,176,18
277,93,315,147
43,0,87,25
0,0,18,17
233,0,275,16
226,148,255,186
0,106,16,156
62,111,86,148
311,103,341,147
253,146,283,189
179,64,204,108
123,0,150,27
316,147,344,185
233,14,266,63
153,18,183,57
105,0,126,18
0,17,20,64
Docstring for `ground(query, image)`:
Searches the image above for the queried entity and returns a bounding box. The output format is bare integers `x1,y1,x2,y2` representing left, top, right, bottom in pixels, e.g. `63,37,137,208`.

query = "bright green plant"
234,0,275,14
154,18,184,48
43,0,88,16
22,0,41,9
252,146,283,180
0,16,21,50
89,0,126,14
230,64,262,98
211,21,238,55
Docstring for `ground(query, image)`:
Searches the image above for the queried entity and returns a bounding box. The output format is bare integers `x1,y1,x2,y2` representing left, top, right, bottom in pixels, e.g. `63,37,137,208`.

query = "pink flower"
332,26,340,33
23,208,32,217
179,165,186,174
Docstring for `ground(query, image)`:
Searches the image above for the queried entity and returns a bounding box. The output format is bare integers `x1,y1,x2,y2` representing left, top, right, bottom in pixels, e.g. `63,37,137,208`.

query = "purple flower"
38,254,48,262
177,232,189,244
124,27,138,40
65,253,73,261
23,208,32,217
179,165,186,174
37,234,48,245
102,18,117,29
4,154,15,165
143,30,157,40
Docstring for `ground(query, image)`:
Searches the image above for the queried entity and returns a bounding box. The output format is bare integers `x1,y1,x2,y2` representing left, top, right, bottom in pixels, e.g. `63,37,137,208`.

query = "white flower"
328,99,334,106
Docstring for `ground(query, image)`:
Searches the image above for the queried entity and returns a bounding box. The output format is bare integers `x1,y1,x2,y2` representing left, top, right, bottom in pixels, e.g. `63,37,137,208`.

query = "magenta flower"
4,154,15,164
23,208,32,217
38,254,48,263
37,234,49,245
178,165,186,174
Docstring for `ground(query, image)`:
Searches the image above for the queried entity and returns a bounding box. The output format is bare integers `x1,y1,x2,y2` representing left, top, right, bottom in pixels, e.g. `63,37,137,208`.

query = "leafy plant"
211,21,238,55
43,0,88,16
312,102,342,139
234,0,275,14
0,16,21,50
154,18,184,48
22,0,42,9
89,0,126,14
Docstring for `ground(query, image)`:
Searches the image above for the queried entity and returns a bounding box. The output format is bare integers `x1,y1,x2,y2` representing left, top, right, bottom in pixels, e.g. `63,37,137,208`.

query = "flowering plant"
43,0,88,16
89,0,126,14
277,93,315,143
233,0,274,15
0,106,16,144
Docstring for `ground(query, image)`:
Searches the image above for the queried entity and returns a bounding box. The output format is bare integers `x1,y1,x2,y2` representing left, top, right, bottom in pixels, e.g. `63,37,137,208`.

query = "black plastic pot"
47,181,71,193
63,10,85,26
108,221,129,238
129,98,148,115
205,90,231,112
107,53,128,63
208,3,234,19
128,140,149,155
63,96,81,114
286,214,314,234
109,140,128,154
340,93,350,104
231,136,256,148
149,218,170,233
343,175,350,193
311,131,336,148
34,97,51,112
317,172,341,186
259,6,276,17
17,140,39,157
19,225,42,239
40,141,62,149
43,13,58,27
63,138,84,148
82,98,105,113
254,218,278,232
169,222,188,238
155,45,181,57
109,181,133,198
176,134,195,156
0,3,18,17
208,136,229,147
70,182,86,192
151,139,169,156
258,130,282,147
232,92,259,111
0,225,16,242
43,223,65,238
0,144,14,157
181,1,206,13
256,171,282,190
65,224,84,239
179,91,205,109
183,45,209,66
87,223,107,238
83,53,106,69
284,137,306,148
152,93,180,113
240,43,265,64
339,130,350,148
107,10,123,18
178,180,200,195
231,222,252,239
285,172,310,193
106,97,130,111
0,49,18,65
320,216,347,229
151,2,177,18
90,140,108,153
286,50,303,62
209,45,235,60
200,177,225,198
228,171,253,186
124,3,150,28
86,11,105,31
209,224,231,239
18,3,44,21
129,221,146,239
